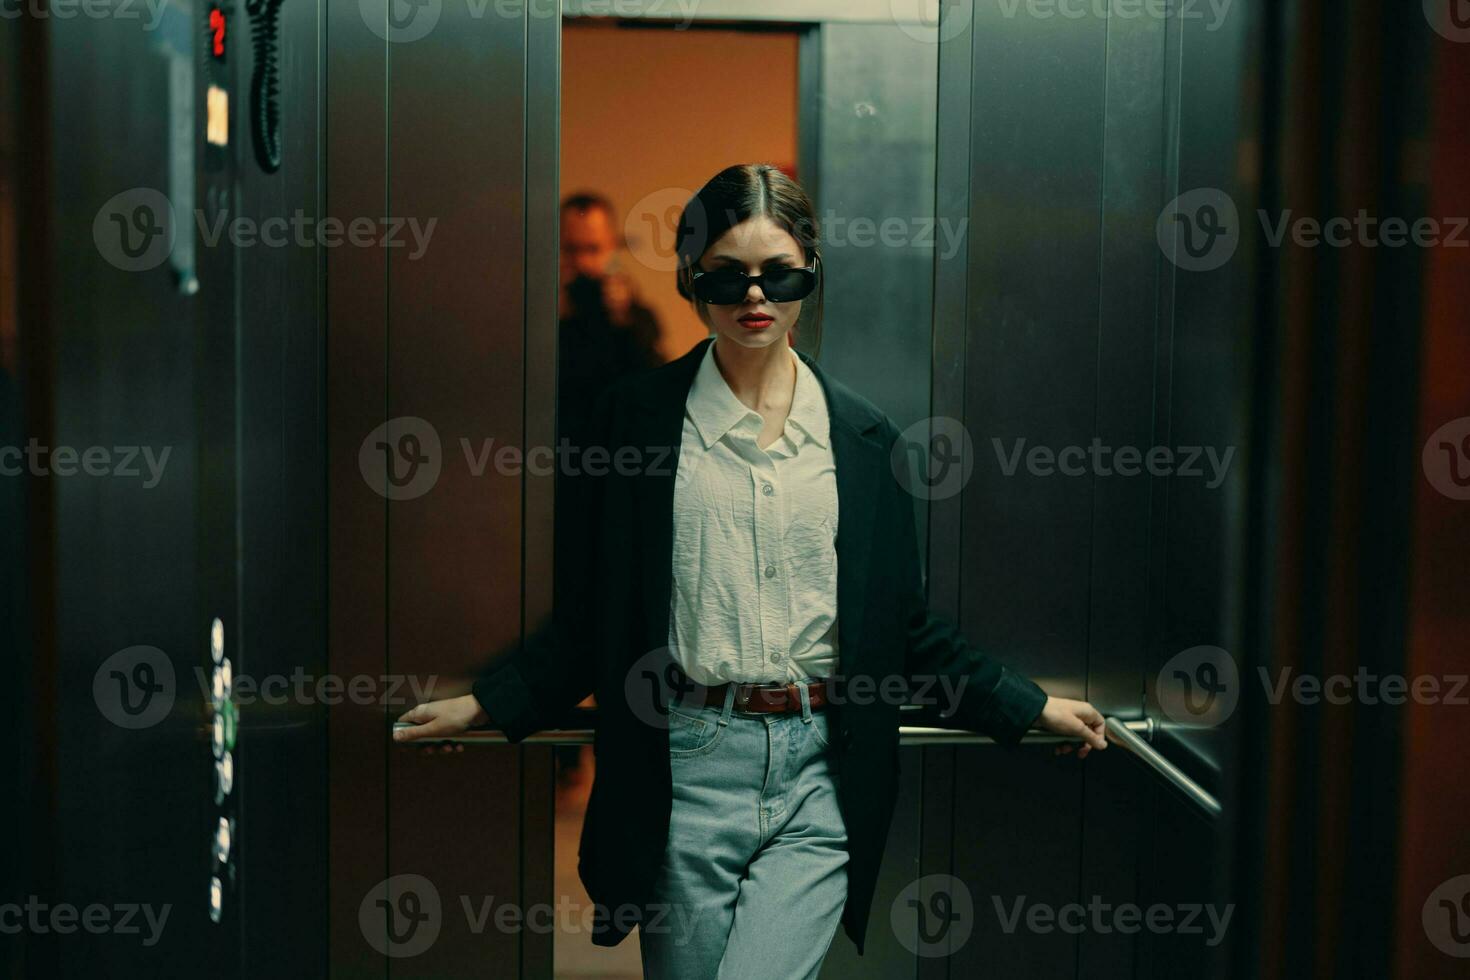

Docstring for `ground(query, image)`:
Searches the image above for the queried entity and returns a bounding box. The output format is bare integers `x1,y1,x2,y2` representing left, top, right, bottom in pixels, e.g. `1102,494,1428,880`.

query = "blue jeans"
639,680,849,980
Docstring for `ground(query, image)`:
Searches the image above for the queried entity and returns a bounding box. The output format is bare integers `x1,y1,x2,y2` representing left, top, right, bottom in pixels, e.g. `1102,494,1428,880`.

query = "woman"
395,163,1107,978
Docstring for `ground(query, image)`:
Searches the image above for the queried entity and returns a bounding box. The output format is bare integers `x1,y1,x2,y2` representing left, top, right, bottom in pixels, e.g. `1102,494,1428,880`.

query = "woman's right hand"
395,694,488,749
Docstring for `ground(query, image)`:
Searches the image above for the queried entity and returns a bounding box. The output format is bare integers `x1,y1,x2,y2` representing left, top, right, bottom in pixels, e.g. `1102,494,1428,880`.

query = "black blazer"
473,336,1048,954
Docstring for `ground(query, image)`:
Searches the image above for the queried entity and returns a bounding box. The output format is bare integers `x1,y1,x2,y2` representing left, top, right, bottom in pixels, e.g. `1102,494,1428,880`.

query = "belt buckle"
749,684,774,712
735,683,778,714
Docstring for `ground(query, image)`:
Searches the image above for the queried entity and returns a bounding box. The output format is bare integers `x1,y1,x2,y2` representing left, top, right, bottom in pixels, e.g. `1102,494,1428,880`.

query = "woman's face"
695,215,807,351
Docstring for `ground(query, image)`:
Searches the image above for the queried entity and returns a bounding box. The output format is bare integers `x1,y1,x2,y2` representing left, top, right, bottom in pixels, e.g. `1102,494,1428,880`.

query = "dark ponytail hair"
674,164,825,356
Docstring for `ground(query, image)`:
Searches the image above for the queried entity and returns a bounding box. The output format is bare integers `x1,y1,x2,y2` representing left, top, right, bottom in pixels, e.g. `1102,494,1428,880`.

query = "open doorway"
555,20,803,976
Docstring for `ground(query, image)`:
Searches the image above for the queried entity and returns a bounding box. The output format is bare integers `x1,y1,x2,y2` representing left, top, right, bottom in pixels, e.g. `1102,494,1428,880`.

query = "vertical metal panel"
922,7,974,978
915,745,959,980
521,6,561,976
44,7,210,974
803,21,948,976
1076,10,1170,978
0,19,32,961
807,19,939,591
952,5,1105,975
383,1,529,976
1160,0,1258,741
328,5,553,976
197,0,242,964
23,2,335,974
1085,5,1170,728
235,0,329,973
961,0,1106,705
809,22,938,442
522,0,561,712
325,0,391,973
929,0,974,622
1146,0,1253,803
1138,4,1258,978
950,5,1109,973
1134,781,1233,979
1,20,46,974
1076,756,1156,980
952,746,1087,976
798,26,824,208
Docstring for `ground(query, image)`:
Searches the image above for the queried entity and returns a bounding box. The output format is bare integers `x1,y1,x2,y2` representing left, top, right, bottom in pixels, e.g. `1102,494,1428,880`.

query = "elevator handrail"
389,708,1154,748
1103,716,1223,820
391,710,1220,819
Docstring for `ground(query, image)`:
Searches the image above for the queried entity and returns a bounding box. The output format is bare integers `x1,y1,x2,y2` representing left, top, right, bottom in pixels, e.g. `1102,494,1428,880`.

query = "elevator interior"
5,1,1466,978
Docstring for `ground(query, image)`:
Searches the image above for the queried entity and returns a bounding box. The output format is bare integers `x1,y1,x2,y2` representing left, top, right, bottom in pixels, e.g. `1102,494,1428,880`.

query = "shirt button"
764,563,776,579
761,482,774,496
771,653,784,663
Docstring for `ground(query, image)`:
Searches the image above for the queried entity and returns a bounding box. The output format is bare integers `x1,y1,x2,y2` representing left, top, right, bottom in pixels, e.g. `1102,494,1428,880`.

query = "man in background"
557,192,662,454
554,193,663,792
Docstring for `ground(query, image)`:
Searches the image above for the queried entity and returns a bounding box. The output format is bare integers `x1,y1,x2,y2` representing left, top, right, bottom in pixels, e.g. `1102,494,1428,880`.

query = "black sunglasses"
689,261,819,305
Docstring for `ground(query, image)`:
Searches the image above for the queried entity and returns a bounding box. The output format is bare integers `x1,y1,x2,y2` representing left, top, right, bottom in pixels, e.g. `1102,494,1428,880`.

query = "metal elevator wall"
927,5,1256,980
325,1,554,977
16,0,330,976
10,1,1262,976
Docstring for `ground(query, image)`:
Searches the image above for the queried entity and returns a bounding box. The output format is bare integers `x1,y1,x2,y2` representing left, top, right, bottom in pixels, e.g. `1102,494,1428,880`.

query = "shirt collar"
786,351,831,450
685,339,831,451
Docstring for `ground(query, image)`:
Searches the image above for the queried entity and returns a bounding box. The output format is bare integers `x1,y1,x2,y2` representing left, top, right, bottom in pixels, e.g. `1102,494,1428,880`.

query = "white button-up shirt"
667,339,840,685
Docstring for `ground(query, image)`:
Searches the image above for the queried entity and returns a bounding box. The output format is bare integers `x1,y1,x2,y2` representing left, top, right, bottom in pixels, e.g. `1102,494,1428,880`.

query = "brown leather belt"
696,678,830,714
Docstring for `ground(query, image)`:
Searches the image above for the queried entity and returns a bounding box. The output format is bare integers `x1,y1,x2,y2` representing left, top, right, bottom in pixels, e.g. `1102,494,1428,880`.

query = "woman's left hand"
1036,696,1108,759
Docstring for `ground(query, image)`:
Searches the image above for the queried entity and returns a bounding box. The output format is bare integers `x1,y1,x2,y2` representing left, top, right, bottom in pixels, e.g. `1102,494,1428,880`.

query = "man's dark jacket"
472,336,1047,954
